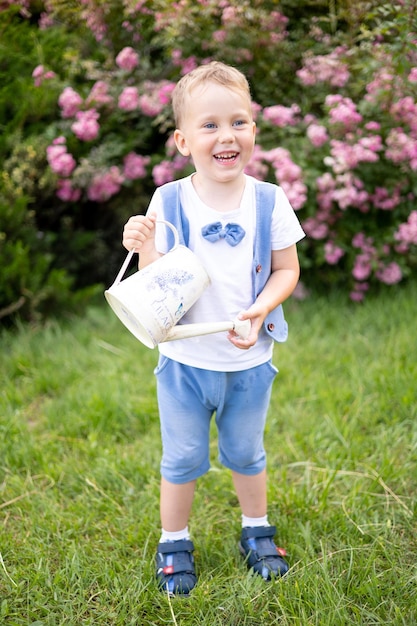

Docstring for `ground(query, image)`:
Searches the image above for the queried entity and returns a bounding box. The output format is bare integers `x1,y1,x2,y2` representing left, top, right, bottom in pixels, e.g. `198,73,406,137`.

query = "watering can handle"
111,220,180,288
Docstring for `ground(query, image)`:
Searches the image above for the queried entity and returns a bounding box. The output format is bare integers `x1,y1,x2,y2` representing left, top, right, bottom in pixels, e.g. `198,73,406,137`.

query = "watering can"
104,221,251,349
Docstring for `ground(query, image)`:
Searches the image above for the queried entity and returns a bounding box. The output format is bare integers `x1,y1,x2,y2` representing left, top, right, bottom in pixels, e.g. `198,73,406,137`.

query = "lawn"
1,283,416,625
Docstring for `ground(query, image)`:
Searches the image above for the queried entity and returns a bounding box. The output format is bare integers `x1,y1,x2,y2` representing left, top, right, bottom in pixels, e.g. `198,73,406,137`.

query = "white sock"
242,514,269,528
160,526,190,543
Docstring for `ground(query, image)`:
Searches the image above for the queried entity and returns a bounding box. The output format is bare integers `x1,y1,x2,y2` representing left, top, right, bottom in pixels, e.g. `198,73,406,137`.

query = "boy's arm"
122,213,163,268
228,244,300,349
254,244,300,314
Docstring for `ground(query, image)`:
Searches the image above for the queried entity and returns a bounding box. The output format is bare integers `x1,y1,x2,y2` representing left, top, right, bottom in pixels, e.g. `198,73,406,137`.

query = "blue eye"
233,120,246,127
204,122,216,129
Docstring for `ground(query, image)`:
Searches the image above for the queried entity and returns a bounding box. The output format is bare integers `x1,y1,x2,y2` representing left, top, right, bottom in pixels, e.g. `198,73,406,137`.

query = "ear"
174,129,191,156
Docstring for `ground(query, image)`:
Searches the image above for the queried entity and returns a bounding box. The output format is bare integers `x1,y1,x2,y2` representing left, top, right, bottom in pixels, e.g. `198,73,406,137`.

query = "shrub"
1,0,417,323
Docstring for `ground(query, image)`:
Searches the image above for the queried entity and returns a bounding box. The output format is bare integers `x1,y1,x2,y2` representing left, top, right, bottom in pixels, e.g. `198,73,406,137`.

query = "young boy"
122,61,305,595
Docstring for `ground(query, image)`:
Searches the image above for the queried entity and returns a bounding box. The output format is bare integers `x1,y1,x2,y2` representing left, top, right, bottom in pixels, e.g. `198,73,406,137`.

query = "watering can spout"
163,318,251,342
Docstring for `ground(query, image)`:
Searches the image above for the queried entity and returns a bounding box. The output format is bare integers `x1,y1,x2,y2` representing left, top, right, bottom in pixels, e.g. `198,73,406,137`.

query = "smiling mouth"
214,152,238,162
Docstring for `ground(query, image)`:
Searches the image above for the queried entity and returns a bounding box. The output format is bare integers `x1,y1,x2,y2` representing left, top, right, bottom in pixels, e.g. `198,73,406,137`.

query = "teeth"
215,153,237,161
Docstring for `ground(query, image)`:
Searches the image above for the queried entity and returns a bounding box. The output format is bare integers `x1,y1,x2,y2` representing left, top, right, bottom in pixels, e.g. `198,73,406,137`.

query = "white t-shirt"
147,174,305,371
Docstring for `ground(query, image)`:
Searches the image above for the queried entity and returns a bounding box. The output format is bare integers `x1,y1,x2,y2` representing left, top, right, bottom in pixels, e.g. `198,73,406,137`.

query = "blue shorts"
154,356,278,484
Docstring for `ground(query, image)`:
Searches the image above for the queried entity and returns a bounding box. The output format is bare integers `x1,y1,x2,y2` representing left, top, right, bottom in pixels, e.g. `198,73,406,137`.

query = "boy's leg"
154,358,216,594
160,477,196,531
231,468,267,518
233,468,289,579
216,362,289,579
156,478,198,595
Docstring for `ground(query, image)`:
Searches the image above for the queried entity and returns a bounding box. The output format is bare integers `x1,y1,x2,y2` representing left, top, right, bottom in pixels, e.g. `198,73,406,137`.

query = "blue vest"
158,180,288,343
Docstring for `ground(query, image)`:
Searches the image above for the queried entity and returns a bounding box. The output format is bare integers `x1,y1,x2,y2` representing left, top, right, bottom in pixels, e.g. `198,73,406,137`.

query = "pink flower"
171,50,199,76
302,217,328,239
390,97,417,133
157,82,175,105
118,87,139,111
371,186,402,210
316,172,336,192
350,278,370,300
352,232,375,254
307,123,329,147
56,179,81,202
123,152,150,180
87,166,124,202
58,86,83,118
172,154,191,172
32,64,56,87
245,145,269,180
213,29,227,43
365,69,395,103
221,6,240,25
138,93,164,116
326,137,381,174
297,49,350,87
32,65,45,78
38,11,54,29
179,56,198,76
376,262,402,285
46,138,76,177
87,81,113,107
394,210,417,249
251,101,262,120
316,173,336,211
408,67,417,83
280,180,308,210
324,242,345,264
331,174,369,210
71,109,100,141
115,46,139,71
152,160,176,186
350,290,365,302
263,104,300,127
325,96,362,130
277,160,303,182
46,143,65,161
385,128,417,169
352,253,372,280
80,2,107,41
261,147,307,209
48,150,76,177
365,121,381,132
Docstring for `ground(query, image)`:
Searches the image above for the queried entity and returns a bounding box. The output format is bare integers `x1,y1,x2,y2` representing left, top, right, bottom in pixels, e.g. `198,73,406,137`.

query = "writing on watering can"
152,300,177,330
146,269,196,295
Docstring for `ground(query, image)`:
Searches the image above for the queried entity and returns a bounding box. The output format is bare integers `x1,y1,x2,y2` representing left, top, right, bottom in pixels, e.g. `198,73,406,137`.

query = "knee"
161,443,210,483
219,440,266,473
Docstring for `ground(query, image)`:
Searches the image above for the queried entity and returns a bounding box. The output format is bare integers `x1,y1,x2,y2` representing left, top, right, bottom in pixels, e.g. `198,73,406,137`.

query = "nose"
218,126,234,143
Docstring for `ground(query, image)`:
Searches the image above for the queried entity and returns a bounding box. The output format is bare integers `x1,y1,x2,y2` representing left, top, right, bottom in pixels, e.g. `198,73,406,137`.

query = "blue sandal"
156,539,197,595
239,525,289,580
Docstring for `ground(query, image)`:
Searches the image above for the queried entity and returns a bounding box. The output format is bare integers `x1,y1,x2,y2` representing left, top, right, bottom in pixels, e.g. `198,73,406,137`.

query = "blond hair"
172,61,252,128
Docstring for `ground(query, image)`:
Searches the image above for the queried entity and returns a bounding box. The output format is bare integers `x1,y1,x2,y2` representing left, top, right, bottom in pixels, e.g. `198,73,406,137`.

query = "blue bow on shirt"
201,222,246,246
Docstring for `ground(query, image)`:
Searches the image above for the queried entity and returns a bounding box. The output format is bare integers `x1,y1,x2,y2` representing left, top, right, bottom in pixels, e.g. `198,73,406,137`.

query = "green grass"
1,283,416,625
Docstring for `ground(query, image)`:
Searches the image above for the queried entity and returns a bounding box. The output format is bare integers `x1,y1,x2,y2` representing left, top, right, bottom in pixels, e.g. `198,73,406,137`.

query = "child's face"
174,82,256,185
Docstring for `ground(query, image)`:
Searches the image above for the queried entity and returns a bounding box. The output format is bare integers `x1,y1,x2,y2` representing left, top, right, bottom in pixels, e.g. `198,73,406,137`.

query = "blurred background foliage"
1,0,416,323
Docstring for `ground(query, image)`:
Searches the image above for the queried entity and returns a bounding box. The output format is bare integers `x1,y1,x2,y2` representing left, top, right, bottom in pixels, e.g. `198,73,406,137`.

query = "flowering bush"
253,40,417,300
1,0,417,321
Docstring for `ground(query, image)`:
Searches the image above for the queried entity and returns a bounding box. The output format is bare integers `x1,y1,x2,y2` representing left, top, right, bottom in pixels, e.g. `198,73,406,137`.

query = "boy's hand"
122,213,157,252
227,305,267,350
228,244,300,350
